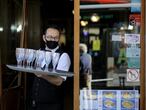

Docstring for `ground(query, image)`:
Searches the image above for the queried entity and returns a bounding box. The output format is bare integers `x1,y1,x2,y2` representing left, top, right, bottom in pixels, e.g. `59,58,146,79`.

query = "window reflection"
80,1,141,89
80,1,141,110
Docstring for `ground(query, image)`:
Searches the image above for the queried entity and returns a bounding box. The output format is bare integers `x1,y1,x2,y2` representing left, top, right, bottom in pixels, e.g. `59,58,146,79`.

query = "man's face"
45,28,60,42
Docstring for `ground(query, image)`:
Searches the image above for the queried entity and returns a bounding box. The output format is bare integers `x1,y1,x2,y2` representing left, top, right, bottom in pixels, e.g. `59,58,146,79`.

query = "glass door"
0,0,23,109
79,0,144,110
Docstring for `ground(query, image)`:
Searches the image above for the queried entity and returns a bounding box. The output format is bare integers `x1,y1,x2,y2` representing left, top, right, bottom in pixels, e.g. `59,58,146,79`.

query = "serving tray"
6,65,73,77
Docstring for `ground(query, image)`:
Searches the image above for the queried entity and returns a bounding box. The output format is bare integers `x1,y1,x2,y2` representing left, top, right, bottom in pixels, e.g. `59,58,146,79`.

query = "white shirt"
41,51,71,81
56,53,71,80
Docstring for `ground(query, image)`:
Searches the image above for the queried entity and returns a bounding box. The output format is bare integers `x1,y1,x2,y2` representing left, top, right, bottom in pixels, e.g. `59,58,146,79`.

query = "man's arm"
35,52,71,86
35,73,64,86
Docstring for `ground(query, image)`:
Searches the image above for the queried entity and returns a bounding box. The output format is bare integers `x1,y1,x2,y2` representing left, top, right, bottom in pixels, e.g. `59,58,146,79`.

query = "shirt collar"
45,46,59,52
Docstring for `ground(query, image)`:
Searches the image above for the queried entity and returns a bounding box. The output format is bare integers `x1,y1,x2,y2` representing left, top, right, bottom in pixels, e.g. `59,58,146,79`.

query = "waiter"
30,25,71,110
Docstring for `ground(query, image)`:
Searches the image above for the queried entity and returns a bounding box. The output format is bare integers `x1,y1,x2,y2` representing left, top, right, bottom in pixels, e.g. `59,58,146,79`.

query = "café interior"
0,0,145,110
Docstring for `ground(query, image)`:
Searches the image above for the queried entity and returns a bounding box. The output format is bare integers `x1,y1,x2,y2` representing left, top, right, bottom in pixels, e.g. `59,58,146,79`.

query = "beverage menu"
80,90,139,110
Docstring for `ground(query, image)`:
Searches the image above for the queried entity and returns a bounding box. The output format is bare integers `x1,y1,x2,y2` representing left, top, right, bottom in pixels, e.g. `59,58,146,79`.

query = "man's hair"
80,43,88,53
45,24,61,35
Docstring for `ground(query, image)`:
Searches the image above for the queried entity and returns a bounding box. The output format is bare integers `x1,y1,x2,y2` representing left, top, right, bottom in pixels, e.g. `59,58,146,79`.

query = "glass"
52,52,60,71
35,50,45,69
15,48,25,67
23,48,29,67
25,49,36,68
45,51,52,71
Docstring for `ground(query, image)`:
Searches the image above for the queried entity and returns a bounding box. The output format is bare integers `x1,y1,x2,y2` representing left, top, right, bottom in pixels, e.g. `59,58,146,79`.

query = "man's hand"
34,73,43,77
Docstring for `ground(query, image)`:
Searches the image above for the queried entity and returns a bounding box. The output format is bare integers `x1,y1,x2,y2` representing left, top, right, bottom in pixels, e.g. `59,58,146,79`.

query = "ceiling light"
17,25,22,32
0,27,3,32
91,13,100,22
81,20,88,26
120,26,124,30
128,24,134,30
72,10,74,14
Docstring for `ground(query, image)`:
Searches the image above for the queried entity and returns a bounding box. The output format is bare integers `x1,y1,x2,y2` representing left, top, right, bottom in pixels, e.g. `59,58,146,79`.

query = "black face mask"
46,41,58,49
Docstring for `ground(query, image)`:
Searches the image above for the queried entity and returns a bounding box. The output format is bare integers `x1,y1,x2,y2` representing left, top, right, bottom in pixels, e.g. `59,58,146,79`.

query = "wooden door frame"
140,0,145,109
74,0,80,110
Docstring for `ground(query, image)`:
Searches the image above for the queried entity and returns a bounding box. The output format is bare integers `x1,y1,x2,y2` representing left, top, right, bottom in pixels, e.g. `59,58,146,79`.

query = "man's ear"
43,35,46,43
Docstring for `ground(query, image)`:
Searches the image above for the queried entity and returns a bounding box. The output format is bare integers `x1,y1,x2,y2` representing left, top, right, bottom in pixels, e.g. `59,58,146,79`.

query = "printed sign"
80,90,98,110
126,47,140,58
80,90,139,110
127,58,140,68
127,69,140,82
112,34,122,41
124,34,140,44
129,14,141,26
131,0,141,13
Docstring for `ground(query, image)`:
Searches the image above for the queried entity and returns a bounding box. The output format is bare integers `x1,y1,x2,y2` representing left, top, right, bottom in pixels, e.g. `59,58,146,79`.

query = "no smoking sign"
127,69,140,82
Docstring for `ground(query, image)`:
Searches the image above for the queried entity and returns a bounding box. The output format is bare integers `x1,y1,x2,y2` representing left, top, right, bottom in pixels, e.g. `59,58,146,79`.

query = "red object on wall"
80,0,129,4
129,14,141,26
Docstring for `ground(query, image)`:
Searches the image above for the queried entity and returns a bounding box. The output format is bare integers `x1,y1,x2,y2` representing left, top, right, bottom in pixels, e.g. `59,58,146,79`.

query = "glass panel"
0,0,23,109
0,0,23,89
80,0,141,110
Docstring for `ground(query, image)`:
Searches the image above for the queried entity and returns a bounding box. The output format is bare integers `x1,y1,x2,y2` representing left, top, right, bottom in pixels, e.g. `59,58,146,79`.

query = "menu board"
80,90,139,110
